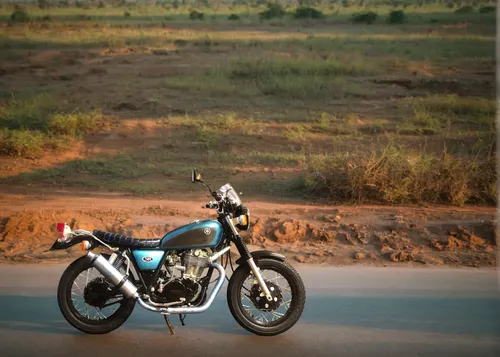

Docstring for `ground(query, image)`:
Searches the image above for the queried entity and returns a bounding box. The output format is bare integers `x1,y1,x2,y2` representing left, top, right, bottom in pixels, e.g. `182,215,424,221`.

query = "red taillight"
57,222,66,239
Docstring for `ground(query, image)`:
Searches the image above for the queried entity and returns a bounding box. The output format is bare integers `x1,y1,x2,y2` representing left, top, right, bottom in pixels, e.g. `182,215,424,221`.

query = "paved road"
0,264,499,357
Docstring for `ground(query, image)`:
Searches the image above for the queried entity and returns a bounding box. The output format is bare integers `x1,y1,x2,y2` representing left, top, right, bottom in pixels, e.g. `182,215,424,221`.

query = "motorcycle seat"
92,229,161,249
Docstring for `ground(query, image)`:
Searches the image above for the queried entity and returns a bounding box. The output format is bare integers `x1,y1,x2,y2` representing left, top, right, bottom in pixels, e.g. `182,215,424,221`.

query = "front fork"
225,216,273,301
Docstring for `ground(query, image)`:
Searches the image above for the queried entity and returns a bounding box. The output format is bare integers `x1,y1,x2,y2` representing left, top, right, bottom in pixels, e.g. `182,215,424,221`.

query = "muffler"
86,251,139,300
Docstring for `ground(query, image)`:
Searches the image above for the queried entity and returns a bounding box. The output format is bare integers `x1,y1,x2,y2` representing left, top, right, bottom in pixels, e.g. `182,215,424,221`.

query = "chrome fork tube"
224,215,272,301
248,258,273,301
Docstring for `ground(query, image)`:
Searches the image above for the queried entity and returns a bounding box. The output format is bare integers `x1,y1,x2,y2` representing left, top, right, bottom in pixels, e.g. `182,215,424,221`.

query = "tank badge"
204,228,211,235
142,256,153,262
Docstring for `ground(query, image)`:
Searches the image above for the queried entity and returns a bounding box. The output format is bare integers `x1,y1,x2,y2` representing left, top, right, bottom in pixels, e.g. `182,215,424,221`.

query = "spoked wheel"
227,259,306,336
57,255,135,334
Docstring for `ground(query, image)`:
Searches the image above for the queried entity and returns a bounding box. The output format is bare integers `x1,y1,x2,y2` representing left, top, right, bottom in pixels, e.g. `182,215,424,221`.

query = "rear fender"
48,234,96,251
235,250,286,265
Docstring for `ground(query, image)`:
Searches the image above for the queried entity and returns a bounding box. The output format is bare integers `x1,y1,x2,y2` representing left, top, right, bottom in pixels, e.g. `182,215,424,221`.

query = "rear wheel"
227,259,306,336
57,254,136,334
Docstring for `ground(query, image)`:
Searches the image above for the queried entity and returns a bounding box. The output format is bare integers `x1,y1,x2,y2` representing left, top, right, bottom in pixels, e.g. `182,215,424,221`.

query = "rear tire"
227,259,306,336
57,255,136,334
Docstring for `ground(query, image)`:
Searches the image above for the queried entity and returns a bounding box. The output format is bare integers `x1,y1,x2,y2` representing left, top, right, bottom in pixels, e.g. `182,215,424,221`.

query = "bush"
48,111,100,137
388,9,406,23
228,13,240,20
75,0,84,8
98,0,106,8
455,5,475,14
124,11,131,18
38,0,50,9
189,10,205,20
58,0,69,7
10,6,30,23
479,5,495,13
259,2,286,20
351,11,377,24
293,6,324,19
41,14,52,21
303,144,496,205
0,129,46,157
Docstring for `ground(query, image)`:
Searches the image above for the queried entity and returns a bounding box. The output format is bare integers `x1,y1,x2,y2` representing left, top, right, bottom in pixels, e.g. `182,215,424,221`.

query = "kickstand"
163,314,175,335
179,314,186,326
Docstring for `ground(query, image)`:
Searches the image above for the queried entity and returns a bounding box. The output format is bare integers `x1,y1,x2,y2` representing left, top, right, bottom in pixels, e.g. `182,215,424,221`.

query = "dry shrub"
303,143,496,206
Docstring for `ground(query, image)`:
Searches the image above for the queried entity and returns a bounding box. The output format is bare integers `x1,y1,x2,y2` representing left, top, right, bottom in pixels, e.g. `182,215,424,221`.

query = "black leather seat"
93,230,161,249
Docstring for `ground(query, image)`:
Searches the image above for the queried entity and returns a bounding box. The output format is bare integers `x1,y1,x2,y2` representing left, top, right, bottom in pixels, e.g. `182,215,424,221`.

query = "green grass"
0,93,101,157
229,56,377,78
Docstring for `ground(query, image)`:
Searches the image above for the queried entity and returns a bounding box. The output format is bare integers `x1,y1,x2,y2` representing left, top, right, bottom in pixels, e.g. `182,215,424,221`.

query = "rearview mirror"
191,169,202,183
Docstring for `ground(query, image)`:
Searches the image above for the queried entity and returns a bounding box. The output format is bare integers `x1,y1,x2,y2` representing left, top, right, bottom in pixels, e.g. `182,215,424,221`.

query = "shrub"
351,11,377,24
454,5,475,14
10,6,30,23
479,5,495,13
189,10,205,20
293,6,324,19
41,14,52,21
259,2,286,20
388,9,406,23
228,13,240,20
98,0,106,8
38,0,50,9
48,111,100,137
302,144,496,205
124,11,131,18
0,129,46,157
75,1,84,8
58,0,69,7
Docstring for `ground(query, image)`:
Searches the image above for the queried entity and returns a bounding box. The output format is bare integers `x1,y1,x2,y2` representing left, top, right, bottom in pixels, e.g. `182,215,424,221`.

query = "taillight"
57,222,66,239
56,222,71,241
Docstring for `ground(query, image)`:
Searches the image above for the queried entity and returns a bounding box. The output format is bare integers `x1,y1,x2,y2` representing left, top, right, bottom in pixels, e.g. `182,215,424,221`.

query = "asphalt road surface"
0,263,499,357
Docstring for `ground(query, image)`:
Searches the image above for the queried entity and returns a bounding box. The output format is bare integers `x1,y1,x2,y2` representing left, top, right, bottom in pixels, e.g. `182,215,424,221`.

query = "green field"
0,1,496,205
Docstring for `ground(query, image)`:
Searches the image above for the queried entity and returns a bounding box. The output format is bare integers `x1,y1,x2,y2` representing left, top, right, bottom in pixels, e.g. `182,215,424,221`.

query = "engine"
151,249,210,305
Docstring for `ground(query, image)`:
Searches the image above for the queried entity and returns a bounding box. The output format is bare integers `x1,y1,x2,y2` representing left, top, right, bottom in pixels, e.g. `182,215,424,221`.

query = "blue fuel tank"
160,220,223,250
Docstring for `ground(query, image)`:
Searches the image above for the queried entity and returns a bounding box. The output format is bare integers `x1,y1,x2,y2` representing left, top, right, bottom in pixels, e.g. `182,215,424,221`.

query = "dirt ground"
0,192,496,268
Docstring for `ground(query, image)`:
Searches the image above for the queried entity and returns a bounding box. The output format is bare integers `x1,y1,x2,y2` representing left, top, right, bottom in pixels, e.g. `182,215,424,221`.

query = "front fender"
235,250,286,265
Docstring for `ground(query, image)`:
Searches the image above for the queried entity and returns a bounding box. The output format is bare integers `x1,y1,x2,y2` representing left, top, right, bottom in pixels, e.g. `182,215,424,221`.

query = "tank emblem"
204,228,211,235
142,256,154,262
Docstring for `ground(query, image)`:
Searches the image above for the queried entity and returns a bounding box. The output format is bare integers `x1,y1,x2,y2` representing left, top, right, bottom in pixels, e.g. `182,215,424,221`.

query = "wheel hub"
83,277,115,308
249,281,283,312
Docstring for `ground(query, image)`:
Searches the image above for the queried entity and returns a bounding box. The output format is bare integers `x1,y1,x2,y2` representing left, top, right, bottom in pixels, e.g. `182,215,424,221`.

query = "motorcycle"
50,169,306,336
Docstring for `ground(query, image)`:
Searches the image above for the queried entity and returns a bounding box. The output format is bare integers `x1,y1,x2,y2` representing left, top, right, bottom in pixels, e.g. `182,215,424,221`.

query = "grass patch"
48,110,101,136
303,143,496,206
0,129,46,157
230,57,376,78
0,93,102,157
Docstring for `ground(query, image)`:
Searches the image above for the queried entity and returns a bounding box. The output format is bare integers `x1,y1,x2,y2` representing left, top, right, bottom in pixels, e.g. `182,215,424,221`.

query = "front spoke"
240,268,292,326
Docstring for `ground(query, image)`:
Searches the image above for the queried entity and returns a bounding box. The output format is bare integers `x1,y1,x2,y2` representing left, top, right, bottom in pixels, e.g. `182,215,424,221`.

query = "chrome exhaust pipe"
86,252,139,300
137,262,225,314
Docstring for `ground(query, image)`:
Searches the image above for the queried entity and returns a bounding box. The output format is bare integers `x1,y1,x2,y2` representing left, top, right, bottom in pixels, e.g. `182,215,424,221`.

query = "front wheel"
227,258,306,336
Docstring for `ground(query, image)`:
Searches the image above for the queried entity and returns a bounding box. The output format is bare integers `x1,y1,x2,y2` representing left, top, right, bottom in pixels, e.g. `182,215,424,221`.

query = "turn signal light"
81,240,91,251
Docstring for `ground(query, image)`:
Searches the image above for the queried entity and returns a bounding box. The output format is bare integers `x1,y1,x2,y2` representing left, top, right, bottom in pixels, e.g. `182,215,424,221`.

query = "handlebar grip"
205,203,211,208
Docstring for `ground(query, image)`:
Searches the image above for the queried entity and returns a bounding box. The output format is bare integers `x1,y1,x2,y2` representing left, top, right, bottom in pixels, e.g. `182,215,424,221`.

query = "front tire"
227,259,306,336
57,255,136,334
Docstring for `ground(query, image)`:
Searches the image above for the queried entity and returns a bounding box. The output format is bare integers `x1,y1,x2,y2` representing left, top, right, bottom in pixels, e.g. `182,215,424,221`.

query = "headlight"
233,205,250,231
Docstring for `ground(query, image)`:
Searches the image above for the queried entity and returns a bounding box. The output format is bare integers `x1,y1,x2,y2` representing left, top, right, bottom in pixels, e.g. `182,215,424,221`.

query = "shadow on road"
0,294,498,337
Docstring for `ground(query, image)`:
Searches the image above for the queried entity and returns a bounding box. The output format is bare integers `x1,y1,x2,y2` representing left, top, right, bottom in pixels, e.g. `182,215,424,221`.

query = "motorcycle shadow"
0,295,247,336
